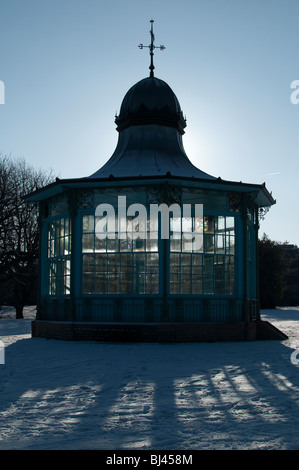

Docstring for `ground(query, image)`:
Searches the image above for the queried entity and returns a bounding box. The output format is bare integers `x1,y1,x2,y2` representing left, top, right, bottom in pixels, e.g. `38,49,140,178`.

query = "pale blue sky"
1,0,299,245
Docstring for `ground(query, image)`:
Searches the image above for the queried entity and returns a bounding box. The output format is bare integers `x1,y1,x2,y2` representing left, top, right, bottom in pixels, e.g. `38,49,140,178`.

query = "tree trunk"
15,305,24,319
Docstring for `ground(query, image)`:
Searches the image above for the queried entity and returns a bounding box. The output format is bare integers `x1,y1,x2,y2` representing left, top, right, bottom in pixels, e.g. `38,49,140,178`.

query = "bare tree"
0,154,55,318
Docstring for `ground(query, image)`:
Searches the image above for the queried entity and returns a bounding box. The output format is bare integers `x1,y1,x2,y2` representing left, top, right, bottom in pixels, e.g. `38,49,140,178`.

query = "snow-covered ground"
0,306,298,450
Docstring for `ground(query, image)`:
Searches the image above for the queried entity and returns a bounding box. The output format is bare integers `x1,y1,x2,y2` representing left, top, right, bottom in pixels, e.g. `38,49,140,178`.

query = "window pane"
146,237,158,252
204,234,214,253
217,216,225,231
170,277,179,294
226,216,235,230
108,274,119,294
181,276,191,294
120,237,132,252
192,275,202,294
82,233,94,252
95,236,106,253
107,236,118,252
133,237,145,252
204,216,214,233
146,273,159,294
47,217,72,296
170,237,181,252
216,234,225,253
147,252,159,268
171,253,180,267
121,253,132,269
135,253,146,272
83,275,94,294
136,274,145,294
95,254,106,272
83,254,94,273
168,213,235,296
120,273,133,293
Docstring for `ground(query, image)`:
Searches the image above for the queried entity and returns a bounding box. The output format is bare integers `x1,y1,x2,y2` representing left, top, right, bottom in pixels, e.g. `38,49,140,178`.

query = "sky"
0,0,299,245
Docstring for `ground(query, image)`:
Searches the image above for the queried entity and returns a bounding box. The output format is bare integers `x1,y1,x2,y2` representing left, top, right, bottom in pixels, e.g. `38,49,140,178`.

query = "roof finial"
139,19,165,77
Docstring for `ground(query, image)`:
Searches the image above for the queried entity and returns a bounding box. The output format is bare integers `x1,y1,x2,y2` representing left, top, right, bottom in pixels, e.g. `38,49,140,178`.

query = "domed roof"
115,77,187,134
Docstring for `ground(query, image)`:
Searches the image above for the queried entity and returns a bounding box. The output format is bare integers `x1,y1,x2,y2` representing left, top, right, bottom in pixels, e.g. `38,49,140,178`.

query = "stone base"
31,320,288,343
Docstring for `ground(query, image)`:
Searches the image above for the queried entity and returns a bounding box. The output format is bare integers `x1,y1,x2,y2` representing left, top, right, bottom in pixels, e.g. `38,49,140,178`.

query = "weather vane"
139,19,165,78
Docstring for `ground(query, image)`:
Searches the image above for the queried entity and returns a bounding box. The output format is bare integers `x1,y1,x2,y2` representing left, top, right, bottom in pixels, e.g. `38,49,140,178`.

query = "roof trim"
24,174,275,207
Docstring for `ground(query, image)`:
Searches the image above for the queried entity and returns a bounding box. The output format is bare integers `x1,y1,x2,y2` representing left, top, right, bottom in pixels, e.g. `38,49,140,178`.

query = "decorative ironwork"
258,206,270,221
139,19,165,77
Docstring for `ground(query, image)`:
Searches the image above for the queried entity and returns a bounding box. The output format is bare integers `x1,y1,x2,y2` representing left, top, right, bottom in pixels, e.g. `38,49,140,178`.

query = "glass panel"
83,254,94,273
181,254,191,266
108,254,118,273
192,254,202,274
204,234,214,253
225,257,235,295
59,237,65,255
55,219,61,238
217,216,225,231
120,237,133,252
107,274,119,294
203,256,213,294
147,252,159,268
226,216,235,230
82,233,94,252
192,275,202,294
65,275,71,294
83,275,94,294
170,217,181,233
64,237,70,255
215,257,225,294
49,223,56,239
226,234,235,254
120,273,133,294
135,274,145,294
133,237,145,252
182,217,192,234
146,237,158,252
215,234,225,253
204,216,214,233
171,237,181,252
47,217,72,296
82,215,94,232
81,211,161,295
168,213,235,296
95,236,106,253
107,236,118,252
95,254,106,272
182,235,192,253
170,277,180,294
171,253,180,267
135,253,146,272
121,253,132,270
181,276,191,294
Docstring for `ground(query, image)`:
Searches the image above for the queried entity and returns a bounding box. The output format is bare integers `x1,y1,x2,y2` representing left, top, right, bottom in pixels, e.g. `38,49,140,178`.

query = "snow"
0,306,299,450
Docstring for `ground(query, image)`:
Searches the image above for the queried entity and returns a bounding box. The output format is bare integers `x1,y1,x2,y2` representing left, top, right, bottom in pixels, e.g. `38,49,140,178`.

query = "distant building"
25,23,287,342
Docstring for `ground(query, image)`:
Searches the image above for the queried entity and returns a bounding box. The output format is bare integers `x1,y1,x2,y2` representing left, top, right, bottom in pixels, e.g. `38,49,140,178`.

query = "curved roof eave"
24,174,275,208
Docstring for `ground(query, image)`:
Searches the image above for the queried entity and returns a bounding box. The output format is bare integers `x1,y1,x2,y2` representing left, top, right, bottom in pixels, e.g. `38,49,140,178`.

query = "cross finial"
139,19,165,78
